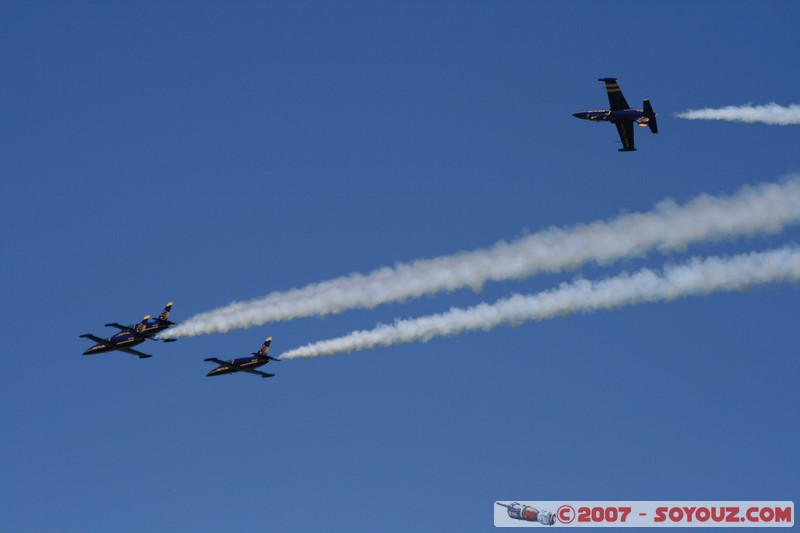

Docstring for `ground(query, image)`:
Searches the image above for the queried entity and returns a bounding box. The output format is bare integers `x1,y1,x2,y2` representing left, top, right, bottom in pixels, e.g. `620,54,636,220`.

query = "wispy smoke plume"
164,177,800,339
281,246,800,359
675,103,800,125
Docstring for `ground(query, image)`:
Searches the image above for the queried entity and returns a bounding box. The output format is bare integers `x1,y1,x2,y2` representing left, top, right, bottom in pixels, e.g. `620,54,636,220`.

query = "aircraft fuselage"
573,109,649,125
83,333,144,355
82,320,172,355
206,356,270,377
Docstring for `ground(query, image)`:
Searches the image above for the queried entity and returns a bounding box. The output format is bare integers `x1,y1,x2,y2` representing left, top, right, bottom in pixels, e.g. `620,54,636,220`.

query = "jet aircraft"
80,302,176,359
204,337,280,379
573,78,658,152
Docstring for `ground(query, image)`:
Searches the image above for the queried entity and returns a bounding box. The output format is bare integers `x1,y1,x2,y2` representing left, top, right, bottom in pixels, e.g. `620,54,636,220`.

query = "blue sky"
2,1,798,531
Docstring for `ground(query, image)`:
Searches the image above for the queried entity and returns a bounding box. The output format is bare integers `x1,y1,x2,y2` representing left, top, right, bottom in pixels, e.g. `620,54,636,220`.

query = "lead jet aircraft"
80,302,176,359
573,78,658,152
204,337,280,379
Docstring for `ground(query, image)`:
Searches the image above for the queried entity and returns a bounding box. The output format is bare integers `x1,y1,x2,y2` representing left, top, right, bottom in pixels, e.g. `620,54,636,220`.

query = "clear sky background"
2,1,798,531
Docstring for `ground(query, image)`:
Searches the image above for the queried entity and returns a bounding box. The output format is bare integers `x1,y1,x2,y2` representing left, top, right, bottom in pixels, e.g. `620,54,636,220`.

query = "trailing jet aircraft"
204,337,280,379
573,78,658,152
80,302,176,359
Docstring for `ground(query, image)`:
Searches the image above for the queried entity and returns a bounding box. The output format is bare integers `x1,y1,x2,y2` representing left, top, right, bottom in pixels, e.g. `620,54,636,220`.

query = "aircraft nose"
573,112,587,119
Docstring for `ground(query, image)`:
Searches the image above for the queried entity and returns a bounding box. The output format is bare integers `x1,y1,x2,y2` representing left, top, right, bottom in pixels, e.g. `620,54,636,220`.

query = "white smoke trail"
675,103,800,125
281,246,800,359
164,176,800,339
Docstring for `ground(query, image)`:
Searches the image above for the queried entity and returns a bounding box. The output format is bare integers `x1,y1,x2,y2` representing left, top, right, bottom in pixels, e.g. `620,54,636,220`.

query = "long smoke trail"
675,103,800,125
281,246,800,359
164,176,800,339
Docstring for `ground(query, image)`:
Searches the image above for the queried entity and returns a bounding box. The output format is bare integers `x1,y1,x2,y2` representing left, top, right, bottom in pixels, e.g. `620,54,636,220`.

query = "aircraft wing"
242,368,275,378
80,333,115,345
105,322,133,332
204,358,275,378
205,357,232,366
614,121,636,151
599,78,631,110
79,334,153,358
115,346,153,359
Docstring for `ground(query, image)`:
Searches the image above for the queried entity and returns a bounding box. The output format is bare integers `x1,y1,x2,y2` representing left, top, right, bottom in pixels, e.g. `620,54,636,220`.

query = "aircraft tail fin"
256,337,273,357
643,99,658,134
135,316,150,333
158,302,173,321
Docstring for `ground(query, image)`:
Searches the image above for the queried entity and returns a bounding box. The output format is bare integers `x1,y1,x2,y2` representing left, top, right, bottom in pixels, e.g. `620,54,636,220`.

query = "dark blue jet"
80,302,176,359
573,78,658,152
204,337,280,379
